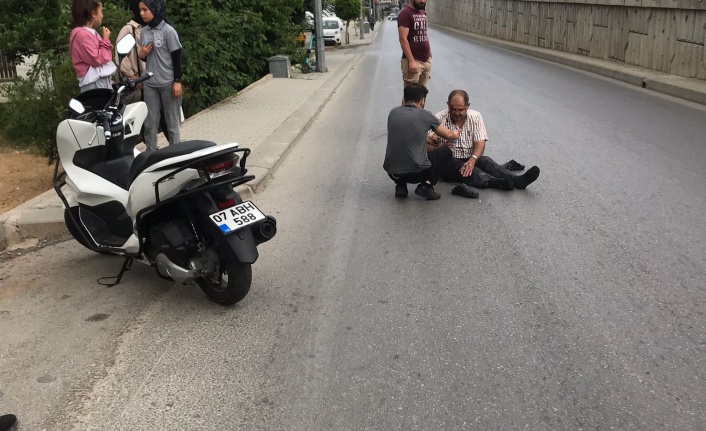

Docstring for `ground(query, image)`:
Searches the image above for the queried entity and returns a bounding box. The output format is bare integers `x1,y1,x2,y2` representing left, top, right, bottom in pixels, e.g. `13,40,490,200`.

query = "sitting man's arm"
459,111,489,177
460,139,486,177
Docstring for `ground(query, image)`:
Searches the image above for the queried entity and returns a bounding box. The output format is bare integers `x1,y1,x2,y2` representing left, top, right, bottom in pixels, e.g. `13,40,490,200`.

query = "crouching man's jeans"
388,147,452,186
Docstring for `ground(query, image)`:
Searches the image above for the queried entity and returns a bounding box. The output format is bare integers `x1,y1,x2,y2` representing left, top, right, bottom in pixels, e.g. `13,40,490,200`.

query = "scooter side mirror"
69,99,85,115
116,33,136,56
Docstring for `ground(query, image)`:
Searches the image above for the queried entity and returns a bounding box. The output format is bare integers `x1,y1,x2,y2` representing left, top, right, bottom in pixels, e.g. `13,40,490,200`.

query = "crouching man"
383,84,463,200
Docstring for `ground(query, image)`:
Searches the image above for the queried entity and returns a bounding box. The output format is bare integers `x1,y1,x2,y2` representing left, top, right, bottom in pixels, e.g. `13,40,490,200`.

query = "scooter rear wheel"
196,246,252,305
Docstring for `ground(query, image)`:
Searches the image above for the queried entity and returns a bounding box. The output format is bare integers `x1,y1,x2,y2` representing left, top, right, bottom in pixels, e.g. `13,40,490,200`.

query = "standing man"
428,90,541,192
398,0,431,88
384,84,461,200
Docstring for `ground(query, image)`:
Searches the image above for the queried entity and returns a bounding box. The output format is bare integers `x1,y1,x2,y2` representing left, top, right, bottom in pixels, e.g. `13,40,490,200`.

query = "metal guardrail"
0,51,17,82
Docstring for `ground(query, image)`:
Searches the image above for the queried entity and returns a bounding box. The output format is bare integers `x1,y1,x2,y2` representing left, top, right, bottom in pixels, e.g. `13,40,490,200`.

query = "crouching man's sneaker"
451,184,479,198
414,183,441,200
395,184,408,198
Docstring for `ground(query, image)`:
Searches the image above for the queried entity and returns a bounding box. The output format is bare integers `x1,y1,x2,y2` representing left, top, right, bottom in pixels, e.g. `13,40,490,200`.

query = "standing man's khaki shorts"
401,57,432,88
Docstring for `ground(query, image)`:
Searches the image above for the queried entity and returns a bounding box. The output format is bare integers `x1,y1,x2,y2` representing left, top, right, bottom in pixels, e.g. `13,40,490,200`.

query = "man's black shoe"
513,166,540,189
395,184,408,198
414,183,441,200
0,414,17,431
503,159,525,171
451,184,479,198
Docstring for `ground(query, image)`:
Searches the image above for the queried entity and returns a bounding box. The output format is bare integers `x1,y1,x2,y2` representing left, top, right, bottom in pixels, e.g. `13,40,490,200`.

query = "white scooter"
52,34,277,305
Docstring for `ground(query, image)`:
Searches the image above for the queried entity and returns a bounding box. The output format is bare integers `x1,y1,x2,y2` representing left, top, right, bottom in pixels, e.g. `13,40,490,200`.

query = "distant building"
0,51,17,82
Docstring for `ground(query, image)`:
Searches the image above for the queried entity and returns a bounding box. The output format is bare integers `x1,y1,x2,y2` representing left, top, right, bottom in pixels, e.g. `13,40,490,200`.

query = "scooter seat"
128,140,217,187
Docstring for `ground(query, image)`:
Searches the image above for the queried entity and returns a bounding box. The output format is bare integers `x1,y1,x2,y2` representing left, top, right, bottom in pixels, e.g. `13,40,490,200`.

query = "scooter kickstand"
97,257,134,287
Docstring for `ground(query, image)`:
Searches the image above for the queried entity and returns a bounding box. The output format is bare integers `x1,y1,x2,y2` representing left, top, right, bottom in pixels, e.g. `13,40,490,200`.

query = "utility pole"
313,0,326,72
359,0,364,40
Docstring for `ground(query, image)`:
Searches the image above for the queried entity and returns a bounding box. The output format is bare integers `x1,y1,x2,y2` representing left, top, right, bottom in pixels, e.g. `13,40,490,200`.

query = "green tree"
0,0,128,62
334,0,361,43
169,0,305,114
0,0,129,159
0,0,305,160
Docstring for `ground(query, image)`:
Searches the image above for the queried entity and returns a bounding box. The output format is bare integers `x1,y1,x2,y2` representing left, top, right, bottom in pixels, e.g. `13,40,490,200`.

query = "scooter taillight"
204,154,239,178
206,159,234,173
217,198,236,210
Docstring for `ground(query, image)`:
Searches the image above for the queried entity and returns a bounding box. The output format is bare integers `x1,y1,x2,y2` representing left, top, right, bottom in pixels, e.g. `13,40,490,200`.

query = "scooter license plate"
209,201,265,235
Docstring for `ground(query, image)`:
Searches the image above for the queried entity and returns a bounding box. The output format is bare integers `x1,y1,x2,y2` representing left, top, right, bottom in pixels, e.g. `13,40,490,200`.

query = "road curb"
0,190,66,251
433,24,706,106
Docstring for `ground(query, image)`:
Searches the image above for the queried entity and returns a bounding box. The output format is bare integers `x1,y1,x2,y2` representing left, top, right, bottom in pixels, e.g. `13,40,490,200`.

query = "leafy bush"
0,0,305,160
0,0,129,160
172,0,304,115
0,55,78,160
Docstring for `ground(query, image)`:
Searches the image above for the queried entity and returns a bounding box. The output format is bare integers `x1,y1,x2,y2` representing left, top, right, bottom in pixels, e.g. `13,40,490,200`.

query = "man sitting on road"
383,83,463,200
428,89,541,194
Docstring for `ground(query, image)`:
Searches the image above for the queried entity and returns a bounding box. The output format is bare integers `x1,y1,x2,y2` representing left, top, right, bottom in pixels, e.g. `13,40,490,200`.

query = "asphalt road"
2,21,706,430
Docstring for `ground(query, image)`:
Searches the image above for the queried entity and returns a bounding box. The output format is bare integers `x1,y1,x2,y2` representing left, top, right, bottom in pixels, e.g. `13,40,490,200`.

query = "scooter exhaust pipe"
253,215,277,245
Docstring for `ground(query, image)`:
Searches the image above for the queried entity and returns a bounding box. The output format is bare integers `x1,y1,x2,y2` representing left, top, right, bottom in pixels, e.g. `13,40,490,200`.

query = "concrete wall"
426,0,706,80
0,56,51,103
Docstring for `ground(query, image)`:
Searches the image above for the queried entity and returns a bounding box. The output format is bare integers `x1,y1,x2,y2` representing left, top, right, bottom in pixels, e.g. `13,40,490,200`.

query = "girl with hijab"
114,0,146,104
70,0,117,93
137,0,183,150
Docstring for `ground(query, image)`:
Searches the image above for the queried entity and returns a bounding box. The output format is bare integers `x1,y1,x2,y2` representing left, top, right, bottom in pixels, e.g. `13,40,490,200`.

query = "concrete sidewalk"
0,25,380,251
435,24,706,106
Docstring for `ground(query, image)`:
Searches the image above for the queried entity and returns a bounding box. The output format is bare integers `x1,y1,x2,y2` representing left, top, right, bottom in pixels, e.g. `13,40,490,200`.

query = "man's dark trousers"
388,147,453,186
444,155,514,188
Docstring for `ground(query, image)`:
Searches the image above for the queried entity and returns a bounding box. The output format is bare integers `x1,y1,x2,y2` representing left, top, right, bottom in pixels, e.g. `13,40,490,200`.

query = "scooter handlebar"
114,72,153,96
102,116,111,139
133,72,153,86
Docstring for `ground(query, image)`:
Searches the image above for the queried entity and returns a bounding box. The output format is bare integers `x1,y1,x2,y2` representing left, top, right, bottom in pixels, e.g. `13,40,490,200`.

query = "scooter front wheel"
196,246,252,305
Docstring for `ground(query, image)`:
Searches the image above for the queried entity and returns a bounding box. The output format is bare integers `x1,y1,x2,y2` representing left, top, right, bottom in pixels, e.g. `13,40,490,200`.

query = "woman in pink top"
69,0,116,93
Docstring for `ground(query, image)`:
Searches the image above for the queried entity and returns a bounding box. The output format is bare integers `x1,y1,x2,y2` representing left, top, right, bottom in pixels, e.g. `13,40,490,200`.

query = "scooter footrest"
80,209,129,247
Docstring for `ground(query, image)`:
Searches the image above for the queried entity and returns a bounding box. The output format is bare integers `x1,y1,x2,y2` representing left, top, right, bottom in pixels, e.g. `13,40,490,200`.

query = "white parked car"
322,17,344,45
304,11,314,29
